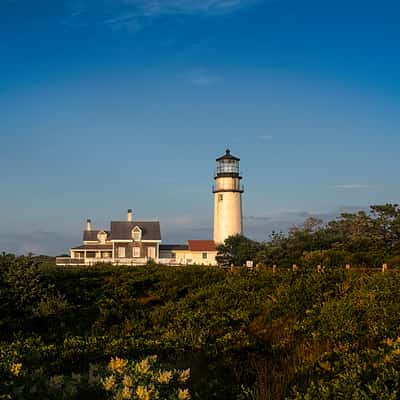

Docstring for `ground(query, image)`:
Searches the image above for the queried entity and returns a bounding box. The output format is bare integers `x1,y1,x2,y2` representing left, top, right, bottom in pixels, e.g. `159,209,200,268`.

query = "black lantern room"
215,149,241,177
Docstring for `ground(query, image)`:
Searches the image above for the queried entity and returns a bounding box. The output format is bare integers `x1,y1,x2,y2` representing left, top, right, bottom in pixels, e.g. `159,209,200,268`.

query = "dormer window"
132,226,142,242
97,231,107,244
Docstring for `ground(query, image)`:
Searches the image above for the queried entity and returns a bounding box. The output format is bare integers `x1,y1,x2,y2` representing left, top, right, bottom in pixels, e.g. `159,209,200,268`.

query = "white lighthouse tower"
213,149,244,244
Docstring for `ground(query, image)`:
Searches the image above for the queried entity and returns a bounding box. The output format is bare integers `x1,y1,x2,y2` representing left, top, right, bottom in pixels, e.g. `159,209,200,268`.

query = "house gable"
132,226,142,242
83,230,110,242
109,221,161,241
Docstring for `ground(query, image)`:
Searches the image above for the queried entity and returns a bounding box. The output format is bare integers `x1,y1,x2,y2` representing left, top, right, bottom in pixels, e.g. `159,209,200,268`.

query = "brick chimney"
86,219,92,231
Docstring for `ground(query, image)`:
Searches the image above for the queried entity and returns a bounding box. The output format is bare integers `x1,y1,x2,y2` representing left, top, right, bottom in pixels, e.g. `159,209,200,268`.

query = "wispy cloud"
258,134,273,140
138,0,258,15
64,0,261,29
185,68,218,86
163,216,196,227
330,184,372,190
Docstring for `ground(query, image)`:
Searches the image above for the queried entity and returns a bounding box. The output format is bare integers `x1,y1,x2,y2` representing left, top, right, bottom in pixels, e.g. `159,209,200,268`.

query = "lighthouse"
213,149,244,244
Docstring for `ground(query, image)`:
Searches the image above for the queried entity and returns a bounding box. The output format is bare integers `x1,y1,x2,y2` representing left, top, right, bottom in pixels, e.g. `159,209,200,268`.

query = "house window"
147,247,156,260
202,252,208,260
133,247,141,258
171,252,176,259
118,247,126,258
132,226,142,242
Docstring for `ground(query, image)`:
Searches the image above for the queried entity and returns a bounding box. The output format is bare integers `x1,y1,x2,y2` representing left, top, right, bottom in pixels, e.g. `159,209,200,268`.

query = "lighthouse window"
218,194,223,201
217,159,239,174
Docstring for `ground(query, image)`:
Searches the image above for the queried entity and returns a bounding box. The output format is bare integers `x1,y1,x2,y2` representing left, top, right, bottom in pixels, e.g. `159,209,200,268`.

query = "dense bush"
1,254,400,399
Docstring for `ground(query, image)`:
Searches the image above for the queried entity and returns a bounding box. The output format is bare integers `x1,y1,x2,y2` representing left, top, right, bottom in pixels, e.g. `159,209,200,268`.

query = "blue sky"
1,0,400,255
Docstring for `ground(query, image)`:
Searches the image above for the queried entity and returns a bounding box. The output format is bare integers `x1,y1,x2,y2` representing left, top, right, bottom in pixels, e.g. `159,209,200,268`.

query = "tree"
325,211,376,253
289,217,323,234
370,204,400,253
216,235,260,266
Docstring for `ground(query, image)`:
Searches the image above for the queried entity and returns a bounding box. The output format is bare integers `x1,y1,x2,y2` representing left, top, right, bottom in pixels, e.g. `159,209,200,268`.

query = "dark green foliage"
218,204,400,269
2,256,400,399
3,204,400,399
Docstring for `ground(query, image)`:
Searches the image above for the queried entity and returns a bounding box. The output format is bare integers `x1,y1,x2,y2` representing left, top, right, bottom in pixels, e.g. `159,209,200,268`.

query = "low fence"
56,257,393,273
245,263,391,273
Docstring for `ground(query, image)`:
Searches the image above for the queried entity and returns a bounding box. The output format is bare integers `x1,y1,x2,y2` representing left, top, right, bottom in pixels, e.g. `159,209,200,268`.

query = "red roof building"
188,240,217,252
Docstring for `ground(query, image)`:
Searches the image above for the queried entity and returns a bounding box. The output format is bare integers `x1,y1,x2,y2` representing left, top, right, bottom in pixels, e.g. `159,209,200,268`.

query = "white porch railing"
56,257,218,267
158,258,180,265
56,257,155,266
56,257,86,265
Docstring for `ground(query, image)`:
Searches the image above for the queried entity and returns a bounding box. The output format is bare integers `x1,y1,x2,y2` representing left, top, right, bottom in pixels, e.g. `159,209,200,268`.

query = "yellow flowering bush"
99,355,191,400
10,363,22,377
178,388,191,400
103,375,117,391
158,370,173,384
1,356,190,400
136,358,151,375
136,385,151,400
179,368,190,383
109,357,128,374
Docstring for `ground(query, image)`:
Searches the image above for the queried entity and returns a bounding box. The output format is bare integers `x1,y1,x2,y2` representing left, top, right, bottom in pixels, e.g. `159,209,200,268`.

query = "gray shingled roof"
83,230,110,241
109,221,161,241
